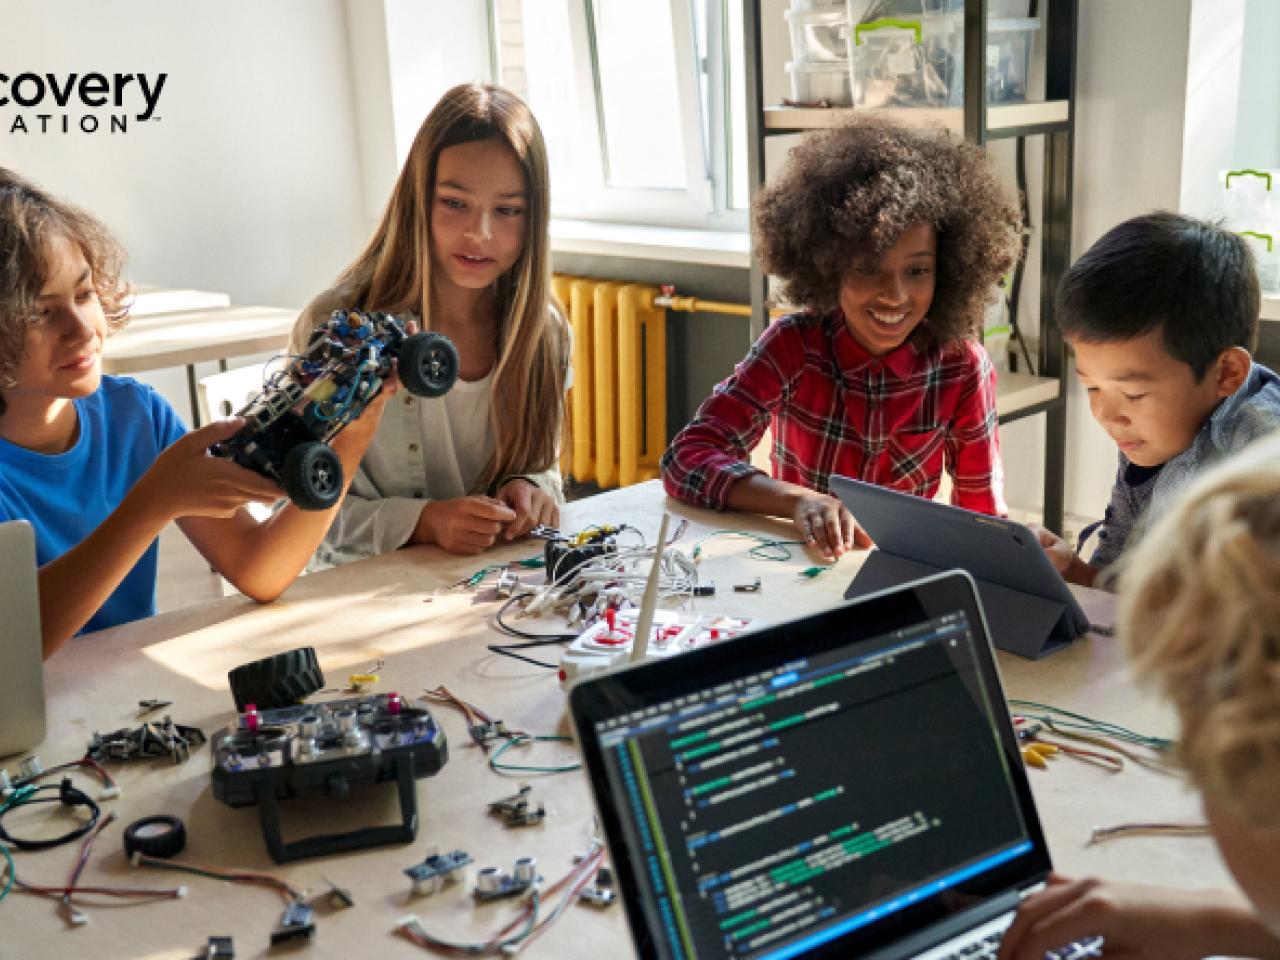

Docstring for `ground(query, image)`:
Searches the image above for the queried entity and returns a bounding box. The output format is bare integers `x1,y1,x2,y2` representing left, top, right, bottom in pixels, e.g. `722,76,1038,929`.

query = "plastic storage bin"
1239,230,1280,295
789,0,846,12
1221,168,1277,225
847,0,1029,17
785,60,853,105
786,8,851,63
847,14,1038,108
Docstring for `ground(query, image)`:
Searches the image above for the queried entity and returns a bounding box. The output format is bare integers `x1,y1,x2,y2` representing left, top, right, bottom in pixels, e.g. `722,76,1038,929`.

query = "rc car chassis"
211,309,459,510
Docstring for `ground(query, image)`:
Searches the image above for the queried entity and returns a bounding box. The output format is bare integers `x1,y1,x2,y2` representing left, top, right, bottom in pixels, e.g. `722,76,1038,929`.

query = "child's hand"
1028,522,1075,573
141,419,283,520
496,478,559,540
996,875,1258,960
334,371,397,454
792,493,871,561
415,496,518,555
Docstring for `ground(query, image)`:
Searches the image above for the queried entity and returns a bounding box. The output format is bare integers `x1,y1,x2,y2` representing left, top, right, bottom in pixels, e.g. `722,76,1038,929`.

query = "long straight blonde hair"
305,83,566,491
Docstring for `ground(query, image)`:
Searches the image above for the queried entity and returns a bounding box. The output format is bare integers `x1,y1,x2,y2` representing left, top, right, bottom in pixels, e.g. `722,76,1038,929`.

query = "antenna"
629,513,671,663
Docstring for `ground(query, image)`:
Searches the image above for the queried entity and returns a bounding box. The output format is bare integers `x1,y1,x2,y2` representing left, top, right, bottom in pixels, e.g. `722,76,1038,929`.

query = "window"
492,0,747,229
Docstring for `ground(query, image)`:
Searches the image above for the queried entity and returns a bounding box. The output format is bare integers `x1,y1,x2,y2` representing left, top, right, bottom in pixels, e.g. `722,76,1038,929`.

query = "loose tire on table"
227,646,325,711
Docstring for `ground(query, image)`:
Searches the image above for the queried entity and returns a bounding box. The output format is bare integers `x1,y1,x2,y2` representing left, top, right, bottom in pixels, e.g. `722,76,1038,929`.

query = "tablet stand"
846,552,1074,660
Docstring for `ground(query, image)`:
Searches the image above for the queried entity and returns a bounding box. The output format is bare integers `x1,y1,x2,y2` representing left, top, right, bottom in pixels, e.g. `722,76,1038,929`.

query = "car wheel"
282,442,344,510
399,332,460,398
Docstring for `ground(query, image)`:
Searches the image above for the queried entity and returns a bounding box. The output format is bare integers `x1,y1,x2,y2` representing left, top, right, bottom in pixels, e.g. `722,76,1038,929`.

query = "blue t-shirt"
0,376,187,633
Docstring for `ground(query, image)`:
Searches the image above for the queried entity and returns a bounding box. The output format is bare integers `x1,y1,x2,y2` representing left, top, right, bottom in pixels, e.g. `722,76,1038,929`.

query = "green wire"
1007,699,1173,750
466,555,546,586
690,530,809,563
0,838,13,904
488,735,581,775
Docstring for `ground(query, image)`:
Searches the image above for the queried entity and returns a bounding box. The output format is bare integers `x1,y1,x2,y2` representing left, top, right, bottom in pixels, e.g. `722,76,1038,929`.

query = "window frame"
492,0,747,231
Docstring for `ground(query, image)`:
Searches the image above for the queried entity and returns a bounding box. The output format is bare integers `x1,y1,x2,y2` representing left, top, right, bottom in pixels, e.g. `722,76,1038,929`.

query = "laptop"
0,520,47,758
570,570,1056,960
829,476,1090,660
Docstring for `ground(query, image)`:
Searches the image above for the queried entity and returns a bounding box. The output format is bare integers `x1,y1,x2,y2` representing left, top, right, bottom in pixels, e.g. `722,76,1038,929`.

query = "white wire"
518,544,699,616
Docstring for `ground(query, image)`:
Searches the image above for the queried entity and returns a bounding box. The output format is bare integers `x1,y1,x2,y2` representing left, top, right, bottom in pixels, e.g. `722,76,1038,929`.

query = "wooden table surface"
5,482,1227,959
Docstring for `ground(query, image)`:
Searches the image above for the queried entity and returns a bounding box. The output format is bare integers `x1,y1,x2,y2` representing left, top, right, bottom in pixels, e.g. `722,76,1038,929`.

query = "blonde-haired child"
290,83,569,560
998,432,1280,959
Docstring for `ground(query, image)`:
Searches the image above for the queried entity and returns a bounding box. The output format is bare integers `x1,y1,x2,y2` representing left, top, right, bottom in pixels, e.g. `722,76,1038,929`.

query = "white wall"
1066,0,1193,519
1178,0,1247,219
0,0,489,423
1180,0,1280,220
0,0,368,309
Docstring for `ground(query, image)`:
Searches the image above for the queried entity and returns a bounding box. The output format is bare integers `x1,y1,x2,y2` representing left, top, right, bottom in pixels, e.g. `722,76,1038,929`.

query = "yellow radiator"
552,275,667,489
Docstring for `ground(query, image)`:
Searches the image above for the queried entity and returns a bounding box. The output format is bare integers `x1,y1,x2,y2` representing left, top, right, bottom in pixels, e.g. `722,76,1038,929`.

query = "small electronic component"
487,783,545,828
544,527,620,583
88,717,206,764
320,877,354,908
733,577,762,593
405,849,473,896
468,719,513,750
578,885,616,907
18,755,44,780
137,699,173,715
270,900,316,945
495,570,524,598
473,857,539,901
204,936,234,959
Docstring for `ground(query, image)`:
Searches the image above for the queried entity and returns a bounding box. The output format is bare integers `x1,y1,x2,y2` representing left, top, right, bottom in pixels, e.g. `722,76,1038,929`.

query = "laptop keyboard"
934,932,1103,960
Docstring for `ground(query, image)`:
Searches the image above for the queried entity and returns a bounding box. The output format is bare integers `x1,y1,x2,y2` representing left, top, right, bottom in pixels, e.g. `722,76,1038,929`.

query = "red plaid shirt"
660,310,1006,515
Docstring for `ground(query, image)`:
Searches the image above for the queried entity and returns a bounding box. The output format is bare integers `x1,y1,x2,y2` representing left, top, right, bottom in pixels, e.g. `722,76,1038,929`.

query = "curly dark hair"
0,168,131,415
754,115,1022,345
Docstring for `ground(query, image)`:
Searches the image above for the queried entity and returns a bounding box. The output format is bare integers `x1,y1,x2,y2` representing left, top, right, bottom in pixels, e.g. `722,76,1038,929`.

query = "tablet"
829,476,1089,659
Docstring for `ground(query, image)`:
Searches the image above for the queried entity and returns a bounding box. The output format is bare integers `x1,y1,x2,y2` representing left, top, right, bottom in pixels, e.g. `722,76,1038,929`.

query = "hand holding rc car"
210,310,459,510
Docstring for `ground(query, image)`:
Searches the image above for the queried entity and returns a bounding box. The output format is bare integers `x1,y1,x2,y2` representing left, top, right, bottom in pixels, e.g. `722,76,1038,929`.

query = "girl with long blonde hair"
291,83,568,559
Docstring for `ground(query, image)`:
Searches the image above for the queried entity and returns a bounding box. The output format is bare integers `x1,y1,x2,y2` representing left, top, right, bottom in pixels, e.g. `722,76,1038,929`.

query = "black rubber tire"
123,815,187,859
228,646,325,711
281,442,343,511
399,332,459,398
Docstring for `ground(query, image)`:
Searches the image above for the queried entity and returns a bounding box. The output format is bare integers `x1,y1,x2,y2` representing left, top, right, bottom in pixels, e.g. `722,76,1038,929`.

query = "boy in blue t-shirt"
0,169,390,657
1034,212,1280,586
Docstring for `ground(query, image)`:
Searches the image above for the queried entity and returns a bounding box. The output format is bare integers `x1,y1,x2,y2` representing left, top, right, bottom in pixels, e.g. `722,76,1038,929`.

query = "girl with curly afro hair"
0,169,386,656
661,116,1021,558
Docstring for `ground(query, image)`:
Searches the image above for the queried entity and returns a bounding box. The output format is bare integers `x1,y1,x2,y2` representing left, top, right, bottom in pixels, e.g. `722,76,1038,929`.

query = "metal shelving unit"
743,0,1077,533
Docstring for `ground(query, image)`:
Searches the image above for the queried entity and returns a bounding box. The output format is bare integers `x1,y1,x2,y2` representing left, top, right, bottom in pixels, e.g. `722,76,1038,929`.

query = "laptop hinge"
858,888,1023,960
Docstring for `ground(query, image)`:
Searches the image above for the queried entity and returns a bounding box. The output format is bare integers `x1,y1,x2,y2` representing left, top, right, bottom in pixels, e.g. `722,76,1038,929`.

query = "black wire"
0,779,100,851
485,639,570,670
493,596,577,642
488,595,576,669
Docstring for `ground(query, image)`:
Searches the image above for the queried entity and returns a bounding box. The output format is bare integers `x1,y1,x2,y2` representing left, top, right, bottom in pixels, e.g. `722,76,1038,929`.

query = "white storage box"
847,14,1038,108
789,0,846,12
785,60,853,106
786,8,851,63
1239,230,1280,295
847,1,1028,17
1222,168,1278,226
